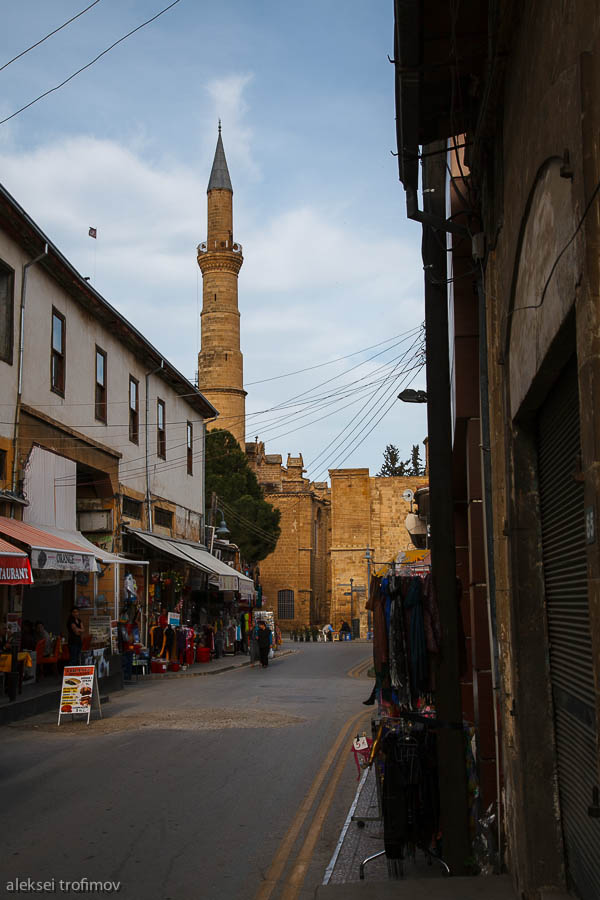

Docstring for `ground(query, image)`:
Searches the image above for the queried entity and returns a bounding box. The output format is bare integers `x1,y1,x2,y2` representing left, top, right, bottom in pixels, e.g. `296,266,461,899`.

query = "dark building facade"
394,2,600,898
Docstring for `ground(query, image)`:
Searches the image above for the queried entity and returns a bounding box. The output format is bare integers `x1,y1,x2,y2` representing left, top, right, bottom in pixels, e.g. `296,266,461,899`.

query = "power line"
244,327,420,386
0,0,182,127
0,0,102,73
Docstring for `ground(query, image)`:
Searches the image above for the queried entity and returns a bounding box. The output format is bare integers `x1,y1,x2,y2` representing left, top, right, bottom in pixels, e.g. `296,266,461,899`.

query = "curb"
138,648,297,680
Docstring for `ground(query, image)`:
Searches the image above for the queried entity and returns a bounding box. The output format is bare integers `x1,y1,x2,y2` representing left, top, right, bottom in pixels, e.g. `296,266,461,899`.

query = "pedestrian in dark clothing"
257,621,272,668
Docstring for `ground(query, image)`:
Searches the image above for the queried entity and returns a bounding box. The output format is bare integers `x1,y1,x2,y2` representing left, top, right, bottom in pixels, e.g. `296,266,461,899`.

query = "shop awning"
172,542,252,593
36,524,124,565
126,528,254,593
0,536,34,584
0,517,96,573
126,530,212,571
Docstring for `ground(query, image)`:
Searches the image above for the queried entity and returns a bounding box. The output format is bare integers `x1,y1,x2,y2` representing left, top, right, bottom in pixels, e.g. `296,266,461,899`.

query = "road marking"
322,764,370,885
280,709,371,899
346,657,371,679
253,708,370,900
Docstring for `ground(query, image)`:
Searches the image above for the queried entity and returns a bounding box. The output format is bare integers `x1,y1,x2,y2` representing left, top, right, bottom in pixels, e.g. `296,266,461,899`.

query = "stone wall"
329,469,428,635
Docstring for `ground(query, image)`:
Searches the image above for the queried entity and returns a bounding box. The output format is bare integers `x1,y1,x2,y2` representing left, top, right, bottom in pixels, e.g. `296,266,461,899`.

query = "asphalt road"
0,642,373,900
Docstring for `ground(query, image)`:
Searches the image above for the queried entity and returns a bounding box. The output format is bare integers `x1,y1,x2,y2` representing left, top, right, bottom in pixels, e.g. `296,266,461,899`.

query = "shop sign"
167,612,180,626
89,616,111,647
58,665,102,725
31,549,95,572
0,556,33,585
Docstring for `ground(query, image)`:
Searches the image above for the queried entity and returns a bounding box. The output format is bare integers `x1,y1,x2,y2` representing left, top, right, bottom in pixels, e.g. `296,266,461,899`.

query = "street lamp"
398,388,428,403
214,508,230,538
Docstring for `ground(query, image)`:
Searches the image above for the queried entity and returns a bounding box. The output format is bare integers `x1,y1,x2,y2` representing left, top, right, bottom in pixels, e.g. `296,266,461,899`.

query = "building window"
0,260,14,364
51,308,65,395
154,507,172,529
129,376,139,444
95,347,107,422
0,448,6,481
277,589,295,620
187,421,193,475
122,495,142,520
157,398,166,459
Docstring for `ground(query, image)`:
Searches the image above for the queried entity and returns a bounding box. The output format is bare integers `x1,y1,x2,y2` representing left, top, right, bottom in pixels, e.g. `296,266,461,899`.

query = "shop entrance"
537,356,600,900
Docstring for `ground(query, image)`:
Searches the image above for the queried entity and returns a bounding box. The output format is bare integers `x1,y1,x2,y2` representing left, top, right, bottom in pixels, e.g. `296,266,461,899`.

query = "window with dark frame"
129,376,139,444
157,398,166,459
154,507,173,529
277,589,295,620
51,308,65,395
187,421,193,475
0,260,15,365
0,448,6,481
95,346,107,422
122,495,142,520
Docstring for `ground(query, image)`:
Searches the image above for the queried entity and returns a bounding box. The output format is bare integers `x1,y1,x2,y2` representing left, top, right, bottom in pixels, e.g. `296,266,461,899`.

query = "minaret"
197,124,246,447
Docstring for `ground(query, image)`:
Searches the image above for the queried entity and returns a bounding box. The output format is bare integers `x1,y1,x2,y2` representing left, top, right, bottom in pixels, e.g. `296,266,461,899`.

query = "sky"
0,0,427,481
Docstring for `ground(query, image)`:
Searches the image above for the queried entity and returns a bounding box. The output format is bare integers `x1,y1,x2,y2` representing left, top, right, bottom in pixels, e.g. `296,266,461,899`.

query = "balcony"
197,241,243,255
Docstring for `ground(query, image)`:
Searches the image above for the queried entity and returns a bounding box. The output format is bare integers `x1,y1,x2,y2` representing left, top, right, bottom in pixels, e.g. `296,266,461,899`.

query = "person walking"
257,620,272,668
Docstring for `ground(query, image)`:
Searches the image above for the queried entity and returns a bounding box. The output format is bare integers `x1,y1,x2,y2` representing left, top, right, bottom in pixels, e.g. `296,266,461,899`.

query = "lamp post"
209,491,230,551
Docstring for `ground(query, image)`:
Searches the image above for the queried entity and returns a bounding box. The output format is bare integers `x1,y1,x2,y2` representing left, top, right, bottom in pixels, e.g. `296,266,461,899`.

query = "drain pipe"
11,244,49,501
145,359,164,531
476,256,503,872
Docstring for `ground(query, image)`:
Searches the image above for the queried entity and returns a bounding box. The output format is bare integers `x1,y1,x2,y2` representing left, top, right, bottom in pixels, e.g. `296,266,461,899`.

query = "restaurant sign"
31,549,95,572
58,665,102,725
0,556,34,585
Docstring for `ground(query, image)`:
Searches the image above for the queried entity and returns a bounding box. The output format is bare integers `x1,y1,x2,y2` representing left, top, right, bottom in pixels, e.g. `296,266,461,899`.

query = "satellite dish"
402,489,414,502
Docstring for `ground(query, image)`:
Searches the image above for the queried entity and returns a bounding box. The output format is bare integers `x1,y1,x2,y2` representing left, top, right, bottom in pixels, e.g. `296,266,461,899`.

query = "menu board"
58,665,102,725
89,616,111,647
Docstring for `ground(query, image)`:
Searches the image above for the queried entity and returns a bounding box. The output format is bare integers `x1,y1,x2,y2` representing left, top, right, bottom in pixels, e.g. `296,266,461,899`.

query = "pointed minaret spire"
208,122,232,192
198,125,246,447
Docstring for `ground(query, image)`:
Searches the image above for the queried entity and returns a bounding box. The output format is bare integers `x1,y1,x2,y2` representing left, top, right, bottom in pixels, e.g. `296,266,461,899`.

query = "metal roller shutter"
537,357,600,900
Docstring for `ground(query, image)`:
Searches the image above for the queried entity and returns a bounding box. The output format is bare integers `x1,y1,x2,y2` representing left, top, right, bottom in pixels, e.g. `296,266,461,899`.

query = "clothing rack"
360,711,451,881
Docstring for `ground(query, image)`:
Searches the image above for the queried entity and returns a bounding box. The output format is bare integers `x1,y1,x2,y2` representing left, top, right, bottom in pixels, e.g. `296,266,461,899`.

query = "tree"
377,444,409,477
410,444,425,476
205,429,281,563
377,443,426,477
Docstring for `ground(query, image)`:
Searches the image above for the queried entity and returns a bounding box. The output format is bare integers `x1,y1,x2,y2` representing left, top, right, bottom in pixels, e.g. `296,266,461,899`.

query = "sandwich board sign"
58,664,102,725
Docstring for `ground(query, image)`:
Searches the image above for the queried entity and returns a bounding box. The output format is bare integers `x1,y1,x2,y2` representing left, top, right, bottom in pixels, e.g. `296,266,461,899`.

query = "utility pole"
422,141,471,873
365,548,372,636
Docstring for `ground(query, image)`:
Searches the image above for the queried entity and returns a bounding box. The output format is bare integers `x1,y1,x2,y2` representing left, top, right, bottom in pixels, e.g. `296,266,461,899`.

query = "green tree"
377,444,409,477
205,429,281,563
410,444,425,476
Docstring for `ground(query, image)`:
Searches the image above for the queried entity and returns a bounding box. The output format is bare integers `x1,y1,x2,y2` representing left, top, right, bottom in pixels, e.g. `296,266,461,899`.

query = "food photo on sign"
59,666,95,715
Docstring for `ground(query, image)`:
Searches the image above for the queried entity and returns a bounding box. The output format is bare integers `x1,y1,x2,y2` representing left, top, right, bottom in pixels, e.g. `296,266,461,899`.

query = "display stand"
57,664,102,726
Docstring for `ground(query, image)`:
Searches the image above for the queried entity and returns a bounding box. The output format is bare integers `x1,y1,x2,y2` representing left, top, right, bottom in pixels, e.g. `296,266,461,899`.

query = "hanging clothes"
403,577,429,699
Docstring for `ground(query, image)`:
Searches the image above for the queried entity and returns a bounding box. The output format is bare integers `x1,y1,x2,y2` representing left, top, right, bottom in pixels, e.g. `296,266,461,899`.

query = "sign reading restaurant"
31,549,95,572
0,556,34,584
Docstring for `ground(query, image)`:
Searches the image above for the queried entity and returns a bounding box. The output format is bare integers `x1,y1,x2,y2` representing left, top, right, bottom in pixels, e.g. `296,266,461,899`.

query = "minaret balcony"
197,241,243,255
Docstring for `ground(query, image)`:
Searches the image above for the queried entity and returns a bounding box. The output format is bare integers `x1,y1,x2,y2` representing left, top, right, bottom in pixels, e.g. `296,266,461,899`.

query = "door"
537,357,600,899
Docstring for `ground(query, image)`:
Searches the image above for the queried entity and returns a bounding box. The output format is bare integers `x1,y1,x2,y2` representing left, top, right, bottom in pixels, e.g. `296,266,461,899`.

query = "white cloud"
0,132,426,471
205,74,258,180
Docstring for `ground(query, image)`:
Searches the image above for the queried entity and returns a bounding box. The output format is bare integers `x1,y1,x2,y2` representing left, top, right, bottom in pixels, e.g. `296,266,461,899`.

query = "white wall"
0,229,205,518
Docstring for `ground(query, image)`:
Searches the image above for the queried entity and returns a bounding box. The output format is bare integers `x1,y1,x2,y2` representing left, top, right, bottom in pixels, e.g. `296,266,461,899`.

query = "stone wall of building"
329,469,428,635
248,442,331,630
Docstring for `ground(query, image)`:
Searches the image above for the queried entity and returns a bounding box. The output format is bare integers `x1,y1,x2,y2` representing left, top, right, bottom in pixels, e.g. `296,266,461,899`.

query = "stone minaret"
197,124,246,447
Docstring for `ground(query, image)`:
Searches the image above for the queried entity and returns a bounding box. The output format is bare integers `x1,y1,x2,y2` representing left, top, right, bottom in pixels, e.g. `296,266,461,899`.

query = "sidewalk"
320,761,516,899
0,647,296,725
